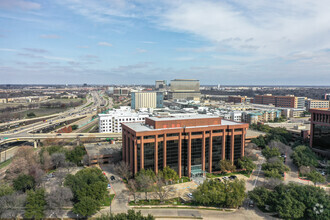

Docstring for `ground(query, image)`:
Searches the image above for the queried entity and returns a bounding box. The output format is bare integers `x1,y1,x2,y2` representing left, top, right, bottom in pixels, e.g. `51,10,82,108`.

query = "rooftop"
123,118,244,132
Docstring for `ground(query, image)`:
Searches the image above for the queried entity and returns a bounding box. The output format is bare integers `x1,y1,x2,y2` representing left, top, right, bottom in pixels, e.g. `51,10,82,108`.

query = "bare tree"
153,175,174,203
269,141,292,155
82,154,90,166
136,173,154,201
41,150,53,171
114,161,132,181
127,179,139,204
264,177,282,190
46,186,73,218
299,166,312,176
0,192,26,219
62,161,76,174
51,153,66,169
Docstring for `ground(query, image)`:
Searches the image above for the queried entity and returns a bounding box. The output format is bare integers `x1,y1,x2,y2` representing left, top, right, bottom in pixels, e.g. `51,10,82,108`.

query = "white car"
187,193,193,199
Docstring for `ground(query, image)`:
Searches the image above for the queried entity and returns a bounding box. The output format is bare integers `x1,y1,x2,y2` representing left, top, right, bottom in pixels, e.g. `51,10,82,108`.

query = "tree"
65,146,86,165
219,159,236,173
251,135,266,148
262,159,290,179
306,171,326,186
114,161,132,181
64,167,108,216
0,183,14,197
193,179,246,208
40,150,53,171
46,186,73,218
13,174,35,192
262,146,280,159
127,179,139,204
51,152,66,169
25,189,46,220
238,156,256,174
0,192,26,219
27,112,36,117
136,173,154,201
73,196,100,217
96,210,155,220
158,166,179,181
71,124,79,130
248,186,272,207
291,145,318,168
153,174,174,203
249,183,330,220
224,179,246,208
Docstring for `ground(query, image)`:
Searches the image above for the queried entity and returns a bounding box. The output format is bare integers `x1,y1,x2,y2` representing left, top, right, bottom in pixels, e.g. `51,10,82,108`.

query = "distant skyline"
1,0,330,85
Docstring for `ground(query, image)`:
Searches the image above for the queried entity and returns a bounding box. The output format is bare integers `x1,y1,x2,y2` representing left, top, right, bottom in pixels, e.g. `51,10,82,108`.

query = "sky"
1,0,330,85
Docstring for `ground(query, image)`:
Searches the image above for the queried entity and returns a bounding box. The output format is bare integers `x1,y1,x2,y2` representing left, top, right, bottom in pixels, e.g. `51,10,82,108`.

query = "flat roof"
123,118,244,132
148,115,221,121
85,143,121,157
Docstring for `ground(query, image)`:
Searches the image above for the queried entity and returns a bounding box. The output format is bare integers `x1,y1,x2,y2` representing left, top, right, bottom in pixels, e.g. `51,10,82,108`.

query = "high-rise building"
131,91,163,109
310,109,330,158
122,115,248,177
168,79,201,101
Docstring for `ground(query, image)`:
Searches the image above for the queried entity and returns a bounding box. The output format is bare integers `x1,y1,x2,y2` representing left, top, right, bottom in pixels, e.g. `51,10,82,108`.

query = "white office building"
98,106,149,133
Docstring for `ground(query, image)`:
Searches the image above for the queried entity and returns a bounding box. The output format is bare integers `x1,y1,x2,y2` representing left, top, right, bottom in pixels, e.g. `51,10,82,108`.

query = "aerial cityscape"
0,1,330,220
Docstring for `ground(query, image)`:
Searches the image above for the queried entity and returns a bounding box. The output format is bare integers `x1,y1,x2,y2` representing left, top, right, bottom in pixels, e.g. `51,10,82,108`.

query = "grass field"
0,158,12,169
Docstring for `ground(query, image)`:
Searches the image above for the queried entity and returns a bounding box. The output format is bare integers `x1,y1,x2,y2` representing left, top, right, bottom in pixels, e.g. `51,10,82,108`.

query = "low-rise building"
98,106,149,133
306,99,330,110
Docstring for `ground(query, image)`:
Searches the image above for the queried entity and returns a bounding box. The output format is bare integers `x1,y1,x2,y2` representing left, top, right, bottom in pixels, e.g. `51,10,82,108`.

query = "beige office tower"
169,79,201,101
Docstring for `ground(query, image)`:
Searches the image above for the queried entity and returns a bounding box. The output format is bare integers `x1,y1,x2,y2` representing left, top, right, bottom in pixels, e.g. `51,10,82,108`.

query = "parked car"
107,184,111,189
229,175,237,180
56,134,62,136
187,193,193,199
249,200,254,208
216,178,222,182
222,176,229,180
110,176,115,181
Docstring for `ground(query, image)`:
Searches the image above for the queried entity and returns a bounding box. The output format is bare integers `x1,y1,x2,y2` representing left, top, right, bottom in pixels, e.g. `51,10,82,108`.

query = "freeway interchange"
0,91,119,146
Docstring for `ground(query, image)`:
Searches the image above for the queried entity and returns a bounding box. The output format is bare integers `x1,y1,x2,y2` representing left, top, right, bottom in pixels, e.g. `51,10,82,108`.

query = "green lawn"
129,197,184,206
0,158,12,169
101,194,115,206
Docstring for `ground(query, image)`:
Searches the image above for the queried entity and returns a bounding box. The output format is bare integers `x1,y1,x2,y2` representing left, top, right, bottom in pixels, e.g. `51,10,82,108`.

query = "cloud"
161,0,330,57
23,48,49,53
0,0,41,10
142,41,156,44
98,42,113,47
40,34,61,39
0,48,18,52
135,48,147,53
174,57,195,61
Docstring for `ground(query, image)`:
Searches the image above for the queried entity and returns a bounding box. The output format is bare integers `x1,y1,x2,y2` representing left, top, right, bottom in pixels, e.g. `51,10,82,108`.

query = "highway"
0,90,117,146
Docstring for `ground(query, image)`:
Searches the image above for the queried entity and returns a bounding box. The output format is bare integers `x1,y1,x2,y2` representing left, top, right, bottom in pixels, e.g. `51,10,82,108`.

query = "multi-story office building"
168,79,201,101
306,99,330,110
99,106,149,133
254,94,305,108
131,91,163,110
113,88,130,96
310,109,330,158
122,115,248,177
155,80,167,90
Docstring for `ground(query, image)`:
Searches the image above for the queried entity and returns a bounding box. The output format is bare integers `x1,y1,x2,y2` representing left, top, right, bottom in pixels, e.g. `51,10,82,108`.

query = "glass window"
144,135,155,140
166,140,179,174
144,142,155,171
212,130,222,133
212,136,222,171
234,135,242,165
166,133,179,137
191,132,203,135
